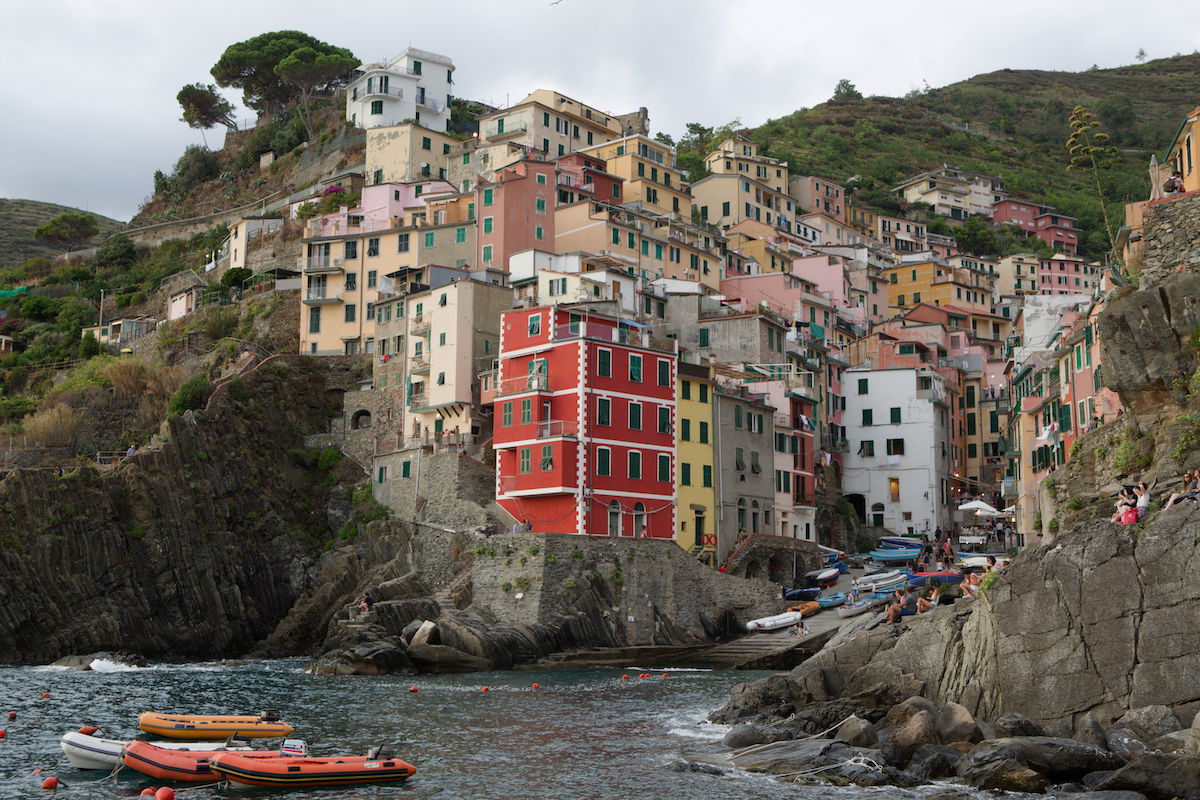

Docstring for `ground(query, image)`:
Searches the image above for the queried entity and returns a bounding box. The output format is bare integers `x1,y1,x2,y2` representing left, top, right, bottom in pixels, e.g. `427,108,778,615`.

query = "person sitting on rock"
1110,487,1137,523
1165,469,1199,509
884,588,918,624
1134,482,1151,521
357,593,375,614
917,586,940,613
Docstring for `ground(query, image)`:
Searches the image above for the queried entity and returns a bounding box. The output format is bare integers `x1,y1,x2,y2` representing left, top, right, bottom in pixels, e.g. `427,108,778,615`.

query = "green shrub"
545,554,557,564
610,568,625,586
1044,477,1057,499
571,548,584,560
227,377,249,402
528,545,540,556
317,447,342,471
1048,518,1060,532
1067,497,1084,510
1171,413,1200,460
128,524,146,539
167,376,210,416
514,576,532,591
501,581,513,593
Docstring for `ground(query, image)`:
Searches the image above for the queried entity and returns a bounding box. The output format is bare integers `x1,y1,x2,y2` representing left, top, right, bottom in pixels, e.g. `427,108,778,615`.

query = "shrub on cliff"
22,404,83,447
167,376,210,416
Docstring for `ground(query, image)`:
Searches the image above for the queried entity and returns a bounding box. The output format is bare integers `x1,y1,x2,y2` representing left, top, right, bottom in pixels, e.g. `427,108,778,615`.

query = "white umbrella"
957,500,999,514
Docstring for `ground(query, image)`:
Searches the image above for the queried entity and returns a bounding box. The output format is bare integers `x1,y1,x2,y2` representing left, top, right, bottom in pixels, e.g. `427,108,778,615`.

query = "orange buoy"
6,711,14,720
409,685,418,693
621,675,630,681
480,686,489,692
40,692,50,699
531,683,539,689
78,725,99,735
139,789,155,796
40,777,59,789
155,787,175,800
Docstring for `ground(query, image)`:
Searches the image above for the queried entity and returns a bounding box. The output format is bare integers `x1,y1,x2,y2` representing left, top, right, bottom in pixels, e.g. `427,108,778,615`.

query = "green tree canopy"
177,83,237,130
274,45,357,140
211,30,356,114
832,79,863,102
33,213,99,252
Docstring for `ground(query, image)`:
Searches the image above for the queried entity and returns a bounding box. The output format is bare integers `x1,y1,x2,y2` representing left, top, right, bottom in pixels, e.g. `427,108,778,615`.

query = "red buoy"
661,672,669,678
78,725,99,735
0,729,7,739
6,711,14,720
40,777,59,789
531,683,540,689
40,692,50,699
139,788,155,796
621,675,630,681
155,787,175,800
480,686,489,693
409,685,418,693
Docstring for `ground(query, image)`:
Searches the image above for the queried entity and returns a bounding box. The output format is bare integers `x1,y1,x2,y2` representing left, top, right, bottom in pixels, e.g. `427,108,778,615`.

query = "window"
681,418,691,440
527,314,541,336
344,304,356,323
455,227,466,244
657,453,670,482
308,306,320,333
344,272,358,292
344,241,358,259
735,446,746,471
681,381,691,400
699,421,709,443
890,407,901,424
628,451,642,480
423,232,435,248
366,237,380,257
436,372,445,385
628,401,642,430
520,398,532,425
657,359,670,386
859,440,875,457
519,447,532,474
889,477,900,502
596,447,611,476
502,402,513,427
482,245,493,264
597,398,611,426
535,198,546,214
967,413,977,436
629,354,643,382
482,188,494,205
535,226,544,240
482,217,494,234
734,405,744,429
862,409,873,426
370,100,383,115
702,464,713,487
597,349,611,377
658,406,670,434
698,328,710,347
886,438,905,455
540,444,553,471
699,384,708,403
750,450,761,474
681,462,692,486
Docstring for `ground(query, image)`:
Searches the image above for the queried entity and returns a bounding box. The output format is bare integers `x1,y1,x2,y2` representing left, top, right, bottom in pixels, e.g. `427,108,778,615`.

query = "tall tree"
274,46,357,141
1066,105,1120,267
211,31,356,115
33,213,99,252
177,83,237,130
832,79,863,102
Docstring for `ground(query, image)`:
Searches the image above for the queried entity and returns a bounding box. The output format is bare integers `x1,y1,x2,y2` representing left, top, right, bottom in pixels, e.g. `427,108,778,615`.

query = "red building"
493,305,678,538
476,159,557,271
992,199,1079,254
554,153,624,207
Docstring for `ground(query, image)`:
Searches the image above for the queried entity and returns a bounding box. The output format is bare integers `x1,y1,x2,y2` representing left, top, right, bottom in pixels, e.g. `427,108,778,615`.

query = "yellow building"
366,123,462,186
882,259,995,314
1166,105,1200,192
691,173,799,234
676,362,717,561
703,136,790,195
579,135,691,218
475,89,642,159
994,253,1041,297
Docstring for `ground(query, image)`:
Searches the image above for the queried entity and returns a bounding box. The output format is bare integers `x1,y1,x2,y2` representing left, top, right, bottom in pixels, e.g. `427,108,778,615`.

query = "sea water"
0,660,1040,799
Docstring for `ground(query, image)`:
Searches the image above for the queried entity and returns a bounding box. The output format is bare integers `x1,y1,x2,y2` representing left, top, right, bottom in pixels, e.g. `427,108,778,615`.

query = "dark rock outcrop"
1093,752,1200,799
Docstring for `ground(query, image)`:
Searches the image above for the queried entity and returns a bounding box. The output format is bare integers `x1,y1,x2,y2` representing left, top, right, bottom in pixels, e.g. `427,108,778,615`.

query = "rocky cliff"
0,357,367,662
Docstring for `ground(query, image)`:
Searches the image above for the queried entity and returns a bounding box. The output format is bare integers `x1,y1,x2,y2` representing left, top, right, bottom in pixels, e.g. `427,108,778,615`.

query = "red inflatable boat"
209,747,416,788
123,740,280,782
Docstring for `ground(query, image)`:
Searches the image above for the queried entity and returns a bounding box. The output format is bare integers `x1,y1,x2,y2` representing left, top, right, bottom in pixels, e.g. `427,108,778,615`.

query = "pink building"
1038,254,1096,295
476,159,557,271
305,180,458,237
790,176,847,223
993,199,1079,254
554,153,623,207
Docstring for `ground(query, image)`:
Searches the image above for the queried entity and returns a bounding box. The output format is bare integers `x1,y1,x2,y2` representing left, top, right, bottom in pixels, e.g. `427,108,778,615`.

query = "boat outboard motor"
225,734,253,749
281,739,308,756
366,745,395,759
260,710,282,722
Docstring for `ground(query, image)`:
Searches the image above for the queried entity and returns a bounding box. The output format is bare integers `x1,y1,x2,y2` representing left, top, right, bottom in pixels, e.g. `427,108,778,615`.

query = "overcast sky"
3,0,1198,222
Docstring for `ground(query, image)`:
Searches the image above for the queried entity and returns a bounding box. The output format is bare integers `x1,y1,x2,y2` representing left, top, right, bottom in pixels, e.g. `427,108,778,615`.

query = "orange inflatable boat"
123,739,280,782
137,711,293,739
209,747,416,788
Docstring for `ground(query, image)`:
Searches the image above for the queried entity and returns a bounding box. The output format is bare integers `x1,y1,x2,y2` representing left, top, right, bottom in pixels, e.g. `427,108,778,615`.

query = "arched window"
736,498,747,531
751,500,761,533
632,502,646,537
607,501,621,536
350,409,372,429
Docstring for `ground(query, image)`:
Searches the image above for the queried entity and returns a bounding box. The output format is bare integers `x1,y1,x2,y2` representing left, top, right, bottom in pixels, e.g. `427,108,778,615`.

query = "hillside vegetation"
742,54,1200,257
0,200,124,266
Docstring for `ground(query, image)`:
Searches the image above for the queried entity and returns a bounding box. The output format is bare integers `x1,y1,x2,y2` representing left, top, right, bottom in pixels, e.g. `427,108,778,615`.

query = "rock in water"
937,702,982,744
1093,752,1200,799
906,743,961,780
405,643,493,673
893,710,939,760
835,715,877,748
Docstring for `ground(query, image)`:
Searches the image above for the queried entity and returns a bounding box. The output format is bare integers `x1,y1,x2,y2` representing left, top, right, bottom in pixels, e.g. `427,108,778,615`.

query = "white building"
346,48,454,131
843,367,953,536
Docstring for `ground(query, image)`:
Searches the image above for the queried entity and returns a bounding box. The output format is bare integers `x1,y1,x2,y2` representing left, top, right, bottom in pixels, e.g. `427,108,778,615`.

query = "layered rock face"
713,503,1200,732
0,359,356,662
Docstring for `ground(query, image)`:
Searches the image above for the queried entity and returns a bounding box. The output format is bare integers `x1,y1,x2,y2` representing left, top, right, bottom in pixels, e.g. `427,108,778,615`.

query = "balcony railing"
774,413,793,429
494,374,549,397
484,121,528,138
410,355,429,371
536,419,578,438
981,387,1009,402
303,290,342,304
552,323,650,348
360,85,404,99
301,256,344,273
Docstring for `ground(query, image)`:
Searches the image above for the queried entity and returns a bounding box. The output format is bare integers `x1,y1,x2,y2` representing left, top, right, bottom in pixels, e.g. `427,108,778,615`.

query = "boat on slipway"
744,611,806,632
857,570,907,593
816,592,847,609
868,547,921,563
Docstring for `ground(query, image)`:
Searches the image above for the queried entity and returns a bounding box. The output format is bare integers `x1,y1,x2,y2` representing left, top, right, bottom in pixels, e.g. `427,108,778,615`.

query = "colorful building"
894,165,1006,219
475,90,643,158
579,135,691,219
791,176,846,223
992,199,1080,254
475,159,556,270
492,305,678,538
704,136,791,195
347,48,455,131
675,361,718,560
691,173,799,234
1037,254,1098,295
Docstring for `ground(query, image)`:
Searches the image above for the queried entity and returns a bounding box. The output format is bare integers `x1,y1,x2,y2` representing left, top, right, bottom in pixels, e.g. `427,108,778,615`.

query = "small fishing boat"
785,601,821,617
959,555,1010,570
907,571,964,587
858,570,907,592
122,737,271,782
836,598,882,618
804,567,840,586
60,730,226,770
879,536,926,549
782,587,821,601
744,610,806,632
833,560,850,574
137,711,293,740
868,547,921,563
209,748,416,788
816,592,847,609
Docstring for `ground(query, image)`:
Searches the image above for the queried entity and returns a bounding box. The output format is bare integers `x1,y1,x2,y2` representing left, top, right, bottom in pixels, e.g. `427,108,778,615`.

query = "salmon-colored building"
476,159,557,270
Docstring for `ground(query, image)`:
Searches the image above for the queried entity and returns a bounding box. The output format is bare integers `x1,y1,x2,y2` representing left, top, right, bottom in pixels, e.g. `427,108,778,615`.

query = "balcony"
303,290,342,304
981,387,1009,403
536,419,578,439
411,313,429,333
360,85,404,99
821,435,849,452
301,256,344,274
408,388,426,407
494,374,549,397
552,323,651,348
774,413,794,429
484,121,528,139
410,355,429,373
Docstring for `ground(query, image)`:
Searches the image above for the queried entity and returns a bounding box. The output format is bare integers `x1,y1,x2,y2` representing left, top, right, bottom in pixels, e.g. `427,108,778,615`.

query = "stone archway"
844,493,867,523
350,409,372,430
744,558,761,579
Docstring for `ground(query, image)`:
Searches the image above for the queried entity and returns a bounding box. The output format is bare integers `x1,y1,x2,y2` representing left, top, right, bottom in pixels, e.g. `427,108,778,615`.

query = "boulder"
957,737,1124,781
1150,729,1191,754
1186,710,1200,755
409,620,437,646
906,743,962,780
1093,752,1200,800
1084,770,1117,788
1105,728,1149,760
399,618,424,643
1077,712,1111,750
958,756,1048,793
405,643,492,673
835,715,877,748
884,696,938,727
725,738,845,774
945,741,977,755
937,702,982,744
723,724,774,749
993,713,1046,738
893,710,939,760
1116,705,1182,743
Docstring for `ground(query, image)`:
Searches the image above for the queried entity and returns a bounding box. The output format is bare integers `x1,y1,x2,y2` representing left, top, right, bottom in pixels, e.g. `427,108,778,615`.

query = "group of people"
1165,470,1200,509
1110,482,1151,524
883,585,941,623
